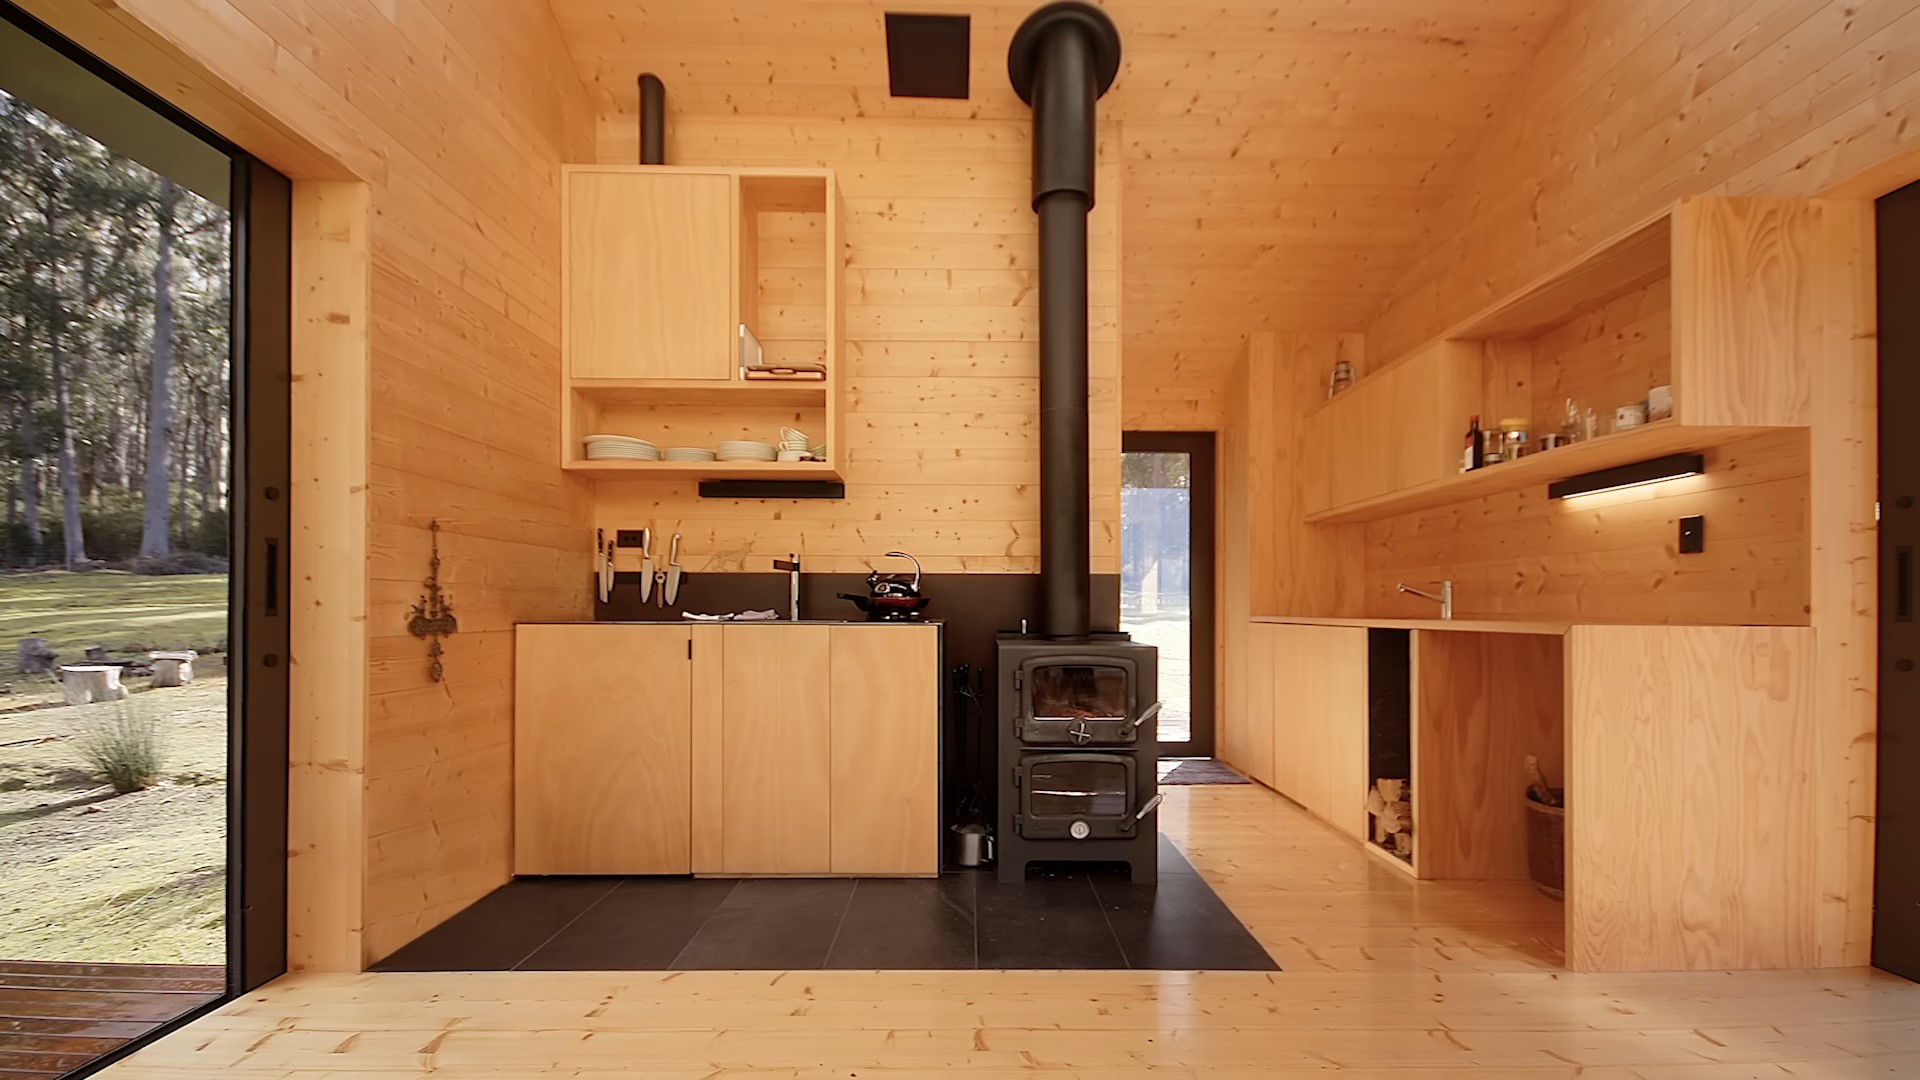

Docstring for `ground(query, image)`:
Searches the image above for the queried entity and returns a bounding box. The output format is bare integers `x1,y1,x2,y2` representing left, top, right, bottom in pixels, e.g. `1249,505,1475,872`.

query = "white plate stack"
717,440,778,462
584,434,660,461
663,447,718,462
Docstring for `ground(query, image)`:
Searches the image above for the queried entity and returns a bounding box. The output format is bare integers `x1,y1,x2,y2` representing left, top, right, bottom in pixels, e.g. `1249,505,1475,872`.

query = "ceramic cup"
777,449,808,462
1615,402,1649,430
1648,384,1674,421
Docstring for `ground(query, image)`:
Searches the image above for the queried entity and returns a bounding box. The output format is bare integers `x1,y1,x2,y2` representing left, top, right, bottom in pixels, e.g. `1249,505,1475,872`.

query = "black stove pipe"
638,73,665,164
1009,3,1120,640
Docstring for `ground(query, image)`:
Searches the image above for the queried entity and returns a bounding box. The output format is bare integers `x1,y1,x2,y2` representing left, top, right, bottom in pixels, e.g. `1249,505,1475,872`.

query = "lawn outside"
1,572,228,965
1,571,227,711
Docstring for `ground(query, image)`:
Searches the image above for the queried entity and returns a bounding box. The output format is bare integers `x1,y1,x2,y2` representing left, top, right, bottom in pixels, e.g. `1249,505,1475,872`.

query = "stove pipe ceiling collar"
1008,2,1120,640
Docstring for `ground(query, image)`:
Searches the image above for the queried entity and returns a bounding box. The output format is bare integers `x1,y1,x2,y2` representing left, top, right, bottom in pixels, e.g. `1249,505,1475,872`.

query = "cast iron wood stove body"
994,4,1161,882
998,633,1162,880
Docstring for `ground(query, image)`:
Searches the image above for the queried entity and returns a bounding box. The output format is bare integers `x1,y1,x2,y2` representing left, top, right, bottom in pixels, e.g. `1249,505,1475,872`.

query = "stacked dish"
780,427,812,454
717,440,778,462
583,434,659,461
664,447,718,462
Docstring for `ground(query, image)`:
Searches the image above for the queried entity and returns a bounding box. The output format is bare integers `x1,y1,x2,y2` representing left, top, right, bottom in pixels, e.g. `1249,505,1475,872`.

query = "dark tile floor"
374,835,1277,972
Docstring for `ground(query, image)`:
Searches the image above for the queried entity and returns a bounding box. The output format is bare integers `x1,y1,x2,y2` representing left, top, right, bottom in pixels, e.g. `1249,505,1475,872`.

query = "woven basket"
1525,791,1565,901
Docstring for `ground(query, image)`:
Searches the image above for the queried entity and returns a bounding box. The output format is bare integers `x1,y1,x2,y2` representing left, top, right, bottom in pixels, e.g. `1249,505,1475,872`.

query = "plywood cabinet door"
514,624,692,874
567,170,734,381
828,626,939,876
1270,624,1369,840
718,625,832,874
1239,623,1279,788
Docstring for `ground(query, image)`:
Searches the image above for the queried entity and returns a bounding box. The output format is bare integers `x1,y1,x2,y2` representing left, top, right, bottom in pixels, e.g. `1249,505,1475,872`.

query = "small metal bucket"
949,823,994,867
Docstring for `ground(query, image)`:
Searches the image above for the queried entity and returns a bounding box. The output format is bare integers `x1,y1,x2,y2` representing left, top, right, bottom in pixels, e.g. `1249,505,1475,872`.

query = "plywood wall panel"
1363,429,1811,625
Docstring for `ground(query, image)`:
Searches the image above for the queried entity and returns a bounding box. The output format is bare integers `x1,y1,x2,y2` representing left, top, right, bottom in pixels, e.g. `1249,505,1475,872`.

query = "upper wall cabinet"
567,170,736,382
560,166,846,480
1303,197,1845,523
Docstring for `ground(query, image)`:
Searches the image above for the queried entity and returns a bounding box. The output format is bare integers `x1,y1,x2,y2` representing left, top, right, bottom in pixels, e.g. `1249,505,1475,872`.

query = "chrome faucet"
773,553,801,621
1397,580,1454,620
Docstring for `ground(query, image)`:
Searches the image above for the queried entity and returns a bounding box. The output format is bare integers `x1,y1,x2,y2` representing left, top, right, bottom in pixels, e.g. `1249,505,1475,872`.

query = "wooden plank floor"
0,962,221,1079
100,785,1920,1078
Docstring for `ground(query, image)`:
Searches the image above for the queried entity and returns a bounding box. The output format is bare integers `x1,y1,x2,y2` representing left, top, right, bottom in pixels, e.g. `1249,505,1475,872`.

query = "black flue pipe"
638,73,666,164
1009,3,1120,639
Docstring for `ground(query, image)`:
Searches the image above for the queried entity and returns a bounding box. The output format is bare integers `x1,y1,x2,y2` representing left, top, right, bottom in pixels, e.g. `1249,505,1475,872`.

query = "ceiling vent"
885,13,971,99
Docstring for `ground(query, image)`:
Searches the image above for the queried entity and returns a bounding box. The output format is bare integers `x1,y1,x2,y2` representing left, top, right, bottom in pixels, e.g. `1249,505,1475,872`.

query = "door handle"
1133,793,1164,821
1133,701,1163,729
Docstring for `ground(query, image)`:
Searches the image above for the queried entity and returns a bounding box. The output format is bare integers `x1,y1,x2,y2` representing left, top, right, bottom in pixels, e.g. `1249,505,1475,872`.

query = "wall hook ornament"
407,519,458,682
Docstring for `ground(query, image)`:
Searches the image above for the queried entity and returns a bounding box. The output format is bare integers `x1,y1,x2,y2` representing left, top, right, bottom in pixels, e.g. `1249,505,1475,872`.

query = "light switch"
1679,515,1705,554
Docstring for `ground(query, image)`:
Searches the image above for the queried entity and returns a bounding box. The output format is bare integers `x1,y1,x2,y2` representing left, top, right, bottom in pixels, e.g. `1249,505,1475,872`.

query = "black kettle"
866,550,923,598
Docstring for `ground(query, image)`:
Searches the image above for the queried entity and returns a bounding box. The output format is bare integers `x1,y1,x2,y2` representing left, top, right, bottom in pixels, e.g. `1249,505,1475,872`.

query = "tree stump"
59,665,129,706
18,638,56,675
149,651,198,688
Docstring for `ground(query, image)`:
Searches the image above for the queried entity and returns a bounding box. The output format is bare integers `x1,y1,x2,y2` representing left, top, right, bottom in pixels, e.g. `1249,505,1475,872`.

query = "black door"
1876,180,1920,982
1120,432,1216,756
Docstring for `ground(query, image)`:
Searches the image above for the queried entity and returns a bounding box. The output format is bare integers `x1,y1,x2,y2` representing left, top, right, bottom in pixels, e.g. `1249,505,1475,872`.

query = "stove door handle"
1133,793,1164,822
1132,701,1163,730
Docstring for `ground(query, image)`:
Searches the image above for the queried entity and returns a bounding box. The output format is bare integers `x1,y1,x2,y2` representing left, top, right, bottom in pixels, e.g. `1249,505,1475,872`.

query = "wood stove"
999,633,1161,879
994,4,1159,882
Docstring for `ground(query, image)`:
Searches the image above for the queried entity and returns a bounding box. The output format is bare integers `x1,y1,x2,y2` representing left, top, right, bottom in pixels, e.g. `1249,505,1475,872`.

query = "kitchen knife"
638,527,654,603
664,533,684,605
595,530,610,599
594,530,607,604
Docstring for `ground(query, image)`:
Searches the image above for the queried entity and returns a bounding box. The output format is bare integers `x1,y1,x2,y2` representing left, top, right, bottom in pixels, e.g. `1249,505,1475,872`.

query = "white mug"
1615,402,1648,430
777,449,808,462
1648,385,1674,420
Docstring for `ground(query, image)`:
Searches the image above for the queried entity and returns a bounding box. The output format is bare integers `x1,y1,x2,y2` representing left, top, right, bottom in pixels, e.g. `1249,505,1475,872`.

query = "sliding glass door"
0,2,286,1073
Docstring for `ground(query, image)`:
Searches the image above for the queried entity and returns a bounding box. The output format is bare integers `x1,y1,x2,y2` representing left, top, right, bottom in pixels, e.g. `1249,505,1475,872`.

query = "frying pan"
837,592,932,617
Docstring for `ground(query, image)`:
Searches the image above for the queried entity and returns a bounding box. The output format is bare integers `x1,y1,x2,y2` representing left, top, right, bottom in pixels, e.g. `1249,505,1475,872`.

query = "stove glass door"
1030,663,1130,721
1028,756,1132,818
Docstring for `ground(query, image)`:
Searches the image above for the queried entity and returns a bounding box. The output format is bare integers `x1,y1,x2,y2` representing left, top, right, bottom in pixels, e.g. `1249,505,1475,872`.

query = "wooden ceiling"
547,0,1568,334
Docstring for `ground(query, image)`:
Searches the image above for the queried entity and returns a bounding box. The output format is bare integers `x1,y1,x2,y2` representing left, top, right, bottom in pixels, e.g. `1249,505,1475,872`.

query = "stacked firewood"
1366,778,1413,858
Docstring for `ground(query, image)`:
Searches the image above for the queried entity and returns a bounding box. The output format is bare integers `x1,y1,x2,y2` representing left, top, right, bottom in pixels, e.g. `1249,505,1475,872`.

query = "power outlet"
615,530,648,548
1679,515,1705,554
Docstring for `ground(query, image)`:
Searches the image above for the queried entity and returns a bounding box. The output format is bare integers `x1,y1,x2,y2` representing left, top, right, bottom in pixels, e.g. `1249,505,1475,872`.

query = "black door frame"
0,2,292,1069
1875,181,1919,983
1121,431,1217,757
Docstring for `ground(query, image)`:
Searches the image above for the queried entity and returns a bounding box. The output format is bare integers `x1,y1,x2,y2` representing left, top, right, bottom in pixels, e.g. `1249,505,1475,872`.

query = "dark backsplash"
594,571,1121,836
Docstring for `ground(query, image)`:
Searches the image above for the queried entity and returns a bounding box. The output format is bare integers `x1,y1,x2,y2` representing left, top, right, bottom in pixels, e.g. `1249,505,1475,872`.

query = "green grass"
0,571,228,666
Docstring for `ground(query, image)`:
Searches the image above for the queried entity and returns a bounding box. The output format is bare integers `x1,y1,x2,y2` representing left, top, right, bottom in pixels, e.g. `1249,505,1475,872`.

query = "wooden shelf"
1303,419,1770,524
573,380,828,408
564,460,840,479
1364,839,1418,878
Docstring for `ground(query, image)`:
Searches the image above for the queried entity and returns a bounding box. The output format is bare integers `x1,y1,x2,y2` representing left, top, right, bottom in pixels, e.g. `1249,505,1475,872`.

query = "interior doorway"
1877,179,1919,983
1120,432,1216,757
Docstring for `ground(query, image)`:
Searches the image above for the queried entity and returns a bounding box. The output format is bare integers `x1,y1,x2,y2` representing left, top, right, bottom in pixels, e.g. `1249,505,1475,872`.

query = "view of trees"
0,88,231,571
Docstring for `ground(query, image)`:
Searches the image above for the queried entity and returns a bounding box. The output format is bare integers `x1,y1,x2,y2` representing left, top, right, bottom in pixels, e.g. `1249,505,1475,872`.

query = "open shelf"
563,460,840,479
572,380,827,409
1364,840,1418,878
1304,419,1763,524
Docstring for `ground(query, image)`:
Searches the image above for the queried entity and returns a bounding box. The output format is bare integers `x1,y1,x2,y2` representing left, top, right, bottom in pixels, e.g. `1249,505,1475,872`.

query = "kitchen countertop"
1251,615,1576,635
520,619,943,627
1250,615,1809,634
